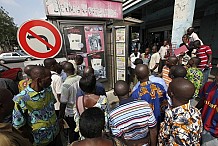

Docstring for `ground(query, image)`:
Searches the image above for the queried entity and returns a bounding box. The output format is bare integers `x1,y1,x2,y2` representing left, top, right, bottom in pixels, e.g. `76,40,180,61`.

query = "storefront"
44,0,124,90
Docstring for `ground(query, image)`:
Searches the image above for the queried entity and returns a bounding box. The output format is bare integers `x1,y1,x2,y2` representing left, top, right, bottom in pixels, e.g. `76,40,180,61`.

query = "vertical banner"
63,25,106,80
115,27,127,81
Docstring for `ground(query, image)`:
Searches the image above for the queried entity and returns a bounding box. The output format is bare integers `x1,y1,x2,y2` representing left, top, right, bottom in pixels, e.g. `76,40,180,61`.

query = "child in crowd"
169,65,187,79
159,78,202,145
186,57,203,99
162,56,178,86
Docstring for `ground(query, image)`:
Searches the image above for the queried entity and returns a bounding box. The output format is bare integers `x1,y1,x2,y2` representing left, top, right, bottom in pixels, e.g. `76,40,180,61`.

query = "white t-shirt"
158,45,169,60
60,75,81,117
189,32,203,45
51,71,62,110
149,52,160,72
130,52,141,69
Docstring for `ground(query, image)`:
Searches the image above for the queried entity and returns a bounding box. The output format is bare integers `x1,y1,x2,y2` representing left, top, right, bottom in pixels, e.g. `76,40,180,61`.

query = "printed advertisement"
64,26,87,54
116,43,125,56
116,57,125,70
116,28,125,42
87,52,106,80
63,24,106,80
117,70,125,81
84,25,105,54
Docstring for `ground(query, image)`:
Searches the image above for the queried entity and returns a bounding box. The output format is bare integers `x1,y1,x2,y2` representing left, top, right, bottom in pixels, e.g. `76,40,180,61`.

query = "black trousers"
65,117,79,143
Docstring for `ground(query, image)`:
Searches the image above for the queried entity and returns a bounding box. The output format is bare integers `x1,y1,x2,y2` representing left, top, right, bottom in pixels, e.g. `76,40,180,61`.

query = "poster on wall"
116,57,125,70
64,26,87,54
87,52,106,79
117,70,125,81
116,43,125,56
116,28,125,42
84,25,105,54
63,24,106,80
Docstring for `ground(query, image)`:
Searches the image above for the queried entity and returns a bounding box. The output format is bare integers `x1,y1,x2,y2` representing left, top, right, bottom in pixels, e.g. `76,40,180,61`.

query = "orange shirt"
162,66,172,86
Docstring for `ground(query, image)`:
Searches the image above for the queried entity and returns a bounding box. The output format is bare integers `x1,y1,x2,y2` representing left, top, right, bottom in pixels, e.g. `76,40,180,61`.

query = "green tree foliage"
0,6,18,51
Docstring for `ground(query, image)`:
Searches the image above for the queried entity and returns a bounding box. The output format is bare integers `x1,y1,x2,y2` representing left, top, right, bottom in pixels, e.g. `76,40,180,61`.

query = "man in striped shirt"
194,40,212,86
162,56,178,86
110,80,157,146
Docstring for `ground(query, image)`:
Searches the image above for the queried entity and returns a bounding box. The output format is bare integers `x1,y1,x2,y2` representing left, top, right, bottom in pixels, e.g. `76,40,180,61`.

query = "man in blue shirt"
132,75,167,93
131,64,168,123
76,66,106,98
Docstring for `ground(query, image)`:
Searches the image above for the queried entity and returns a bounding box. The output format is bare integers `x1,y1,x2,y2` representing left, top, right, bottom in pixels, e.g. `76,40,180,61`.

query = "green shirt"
12,86,59,146
186,67,203,98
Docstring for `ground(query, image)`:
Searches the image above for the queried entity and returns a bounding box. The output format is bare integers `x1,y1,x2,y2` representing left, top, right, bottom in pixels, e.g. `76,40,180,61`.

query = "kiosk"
44,0,125,90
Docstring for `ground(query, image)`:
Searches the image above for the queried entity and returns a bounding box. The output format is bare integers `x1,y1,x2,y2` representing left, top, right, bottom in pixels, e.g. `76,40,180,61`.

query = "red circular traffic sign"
17,19,62,59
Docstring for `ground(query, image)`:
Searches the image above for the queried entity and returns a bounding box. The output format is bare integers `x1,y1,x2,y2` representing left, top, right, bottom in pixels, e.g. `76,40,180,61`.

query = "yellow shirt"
18,78,32,92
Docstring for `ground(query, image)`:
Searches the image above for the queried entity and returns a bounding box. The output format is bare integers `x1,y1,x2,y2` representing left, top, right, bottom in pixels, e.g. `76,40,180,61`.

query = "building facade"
123,0,218,63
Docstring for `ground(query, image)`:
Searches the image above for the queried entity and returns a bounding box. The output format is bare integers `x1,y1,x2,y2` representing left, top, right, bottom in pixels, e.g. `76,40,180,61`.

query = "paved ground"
4,62,25,70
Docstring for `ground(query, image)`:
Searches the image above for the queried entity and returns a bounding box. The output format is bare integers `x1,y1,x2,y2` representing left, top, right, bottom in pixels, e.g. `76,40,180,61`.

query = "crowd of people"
0,26,217,146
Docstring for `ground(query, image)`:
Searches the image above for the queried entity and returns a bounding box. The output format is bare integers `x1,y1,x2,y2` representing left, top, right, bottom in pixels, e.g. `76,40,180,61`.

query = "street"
4,62,25,70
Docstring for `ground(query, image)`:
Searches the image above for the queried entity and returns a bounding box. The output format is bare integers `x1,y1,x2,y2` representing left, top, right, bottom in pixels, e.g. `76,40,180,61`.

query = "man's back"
196,45,212,69
186,67,203,97
159,103,202,145
110,100,156,140
149,52,160,72
12,86,59,145
200,82,218,137
76,82,106,98
131,82,168,123
61,75,81,117
159,46,168,60
51,71,62,110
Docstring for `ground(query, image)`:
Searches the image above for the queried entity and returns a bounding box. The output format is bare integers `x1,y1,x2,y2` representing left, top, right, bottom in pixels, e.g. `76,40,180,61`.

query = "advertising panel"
63,24,106,80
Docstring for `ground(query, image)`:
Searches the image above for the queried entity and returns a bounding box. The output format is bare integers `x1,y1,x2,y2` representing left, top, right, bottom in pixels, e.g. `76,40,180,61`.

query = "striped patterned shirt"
162,66,171,86
109,100,156,140
196,45,212,69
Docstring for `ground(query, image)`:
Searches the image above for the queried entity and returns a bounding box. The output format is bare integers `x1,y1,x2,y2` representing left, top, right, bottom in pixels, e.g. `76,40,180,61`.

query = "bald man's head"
44,58,58,71
114,80,129,99
63,62,75,75
193,40,201,49
169,65,187,79
24,65,36,76
188,57,201,67
135,64,149,81
0,88,14,122
30,66,46,80
134,58,143,66
166,56,178,68
168,78,195,107
187,27,194,35
30,66,52,91
83,66,94,77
